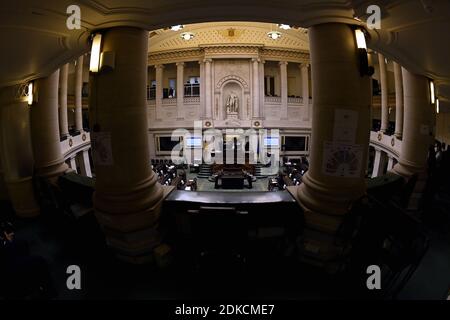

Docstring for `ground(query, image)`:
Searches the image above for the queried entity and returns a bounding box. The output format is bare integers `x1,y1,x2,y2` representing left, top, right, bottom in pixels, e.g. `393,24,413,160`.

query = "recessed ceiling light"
267,31,282,40
278,24,291,30
181,32,195,41
170,25,184,31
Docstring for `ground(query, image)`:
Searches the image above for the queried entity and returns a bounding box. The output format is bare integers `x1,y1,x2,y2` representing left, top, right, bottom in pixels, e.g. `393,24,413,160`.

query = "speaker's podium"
220,174,245,189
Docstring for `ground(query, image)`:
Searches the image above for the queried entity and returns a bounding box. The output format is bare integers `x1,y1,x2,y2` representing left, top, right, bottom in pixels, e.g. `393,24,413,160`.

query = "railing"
288,97,302,104
61,132,91,161
184,96,200,104
264,96,281,104
369,130,402,159
162,98,177,105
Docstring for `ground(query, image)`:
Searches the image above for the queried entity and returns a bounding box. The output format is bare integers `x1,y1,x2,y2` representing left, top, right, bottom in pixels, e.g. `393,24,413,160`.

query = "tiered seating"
151,160,187,189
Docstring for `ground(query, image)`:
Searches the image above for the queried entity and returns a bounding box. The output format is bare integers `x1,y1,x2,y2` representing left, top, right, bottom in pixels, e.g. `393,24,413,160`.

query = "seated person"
0,221,55,299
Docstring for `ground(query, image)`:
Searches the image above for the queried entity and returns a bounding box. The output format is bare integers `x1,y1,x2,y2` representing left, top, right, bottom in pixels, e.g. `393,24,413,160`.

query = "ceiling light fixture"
89,33,102,73
170,25,184,31
180,32,195,41
436,98,440,114
267,31,282,40
430,80,436,104
278,24,291,30
355,29,367,49
27,82,33,106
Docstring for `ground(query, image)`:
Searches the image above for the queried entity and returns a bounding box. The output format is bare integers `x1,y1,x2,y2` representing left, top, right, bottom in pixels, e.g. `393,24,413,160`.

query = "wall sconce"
89,33,102,73
429,80,435,104
436,98,439,114
354,28,374,77
27,82,33,105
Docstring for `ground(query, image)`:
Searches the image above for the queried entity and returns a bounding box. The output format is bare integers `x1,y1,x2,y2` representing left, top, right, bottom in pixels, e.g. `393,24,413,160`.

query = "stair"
197,164,212,178
254,164,267,179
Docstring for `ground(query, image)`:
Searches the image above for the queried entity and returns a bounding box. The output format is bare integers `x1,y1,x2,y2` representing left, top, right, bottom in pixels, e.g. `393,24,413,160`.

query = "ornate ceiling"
148,22,309,53
0,0,449,110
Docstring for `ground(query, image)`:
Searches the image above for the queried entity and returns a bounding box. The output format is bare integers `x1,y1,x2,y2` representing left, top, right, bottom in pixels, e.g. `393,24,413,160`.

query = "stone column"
259,60,265,118
59,63,69,138
75,55,84,132
31,70,69,180
176,62,185,120
386,155,395,172
89,27,168,263
301,63,310,121
204,58,212,119
0,85,40,217
155,64,164,120
393,61,404,138
392,68,434,178
77,150,92,177
371,149,386,177
199,60,205,118
279,61,288,120
252,58,260,119
378,53,389,133
69,157,78,173
291,23,372,270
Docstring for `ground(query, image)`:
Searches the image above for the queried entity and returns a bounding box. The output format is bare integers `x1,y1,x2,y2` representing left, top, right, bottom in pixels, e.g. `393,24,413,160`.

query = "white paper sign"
92,131,114,166
333,109,359,143
322,141,363,178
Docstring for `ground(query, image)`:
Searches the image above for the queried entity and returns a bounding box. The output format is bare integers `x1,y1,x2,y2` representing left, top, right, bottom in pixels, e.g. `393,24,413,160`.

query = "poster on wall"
322,141,363,178
91,131,114,166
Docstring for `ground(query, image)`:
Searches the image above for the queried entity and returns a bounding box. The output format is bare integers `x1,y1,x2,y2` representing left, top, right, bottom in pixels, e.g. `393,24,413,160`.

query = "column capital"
300,62,310,68
176,61,185,67
204,58,213,64
251,57,261,63
279,61,288,66
154,64,165,69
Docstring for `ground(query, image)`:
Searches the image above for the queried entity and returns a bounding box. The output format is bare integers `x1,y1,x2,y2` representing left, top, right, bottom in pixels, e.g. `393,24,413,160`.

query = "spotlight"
436,98,440,114
267,31,282,40
278,24,291,30
180,32,195,41
170,25,184,31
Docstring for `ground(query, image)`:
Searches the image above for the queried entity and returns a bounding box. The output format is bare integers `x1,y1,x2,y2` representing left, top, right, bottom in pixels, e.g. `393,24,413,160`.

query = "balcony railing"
264,96,281,104
162,98,177,105
147,86,156,100
184,96,200,104
288,97,302,104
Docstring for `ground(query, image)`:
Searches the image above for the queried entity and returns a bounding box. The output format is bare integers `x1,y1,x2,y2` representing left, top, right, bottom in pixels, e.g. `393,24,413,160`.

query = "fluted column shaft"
31,70,69,180
392,68,434,178
279,61,288,119
393,61,404,138
75,55,83,132
59,63,69,137
301,63,310,121
204,58,212,119
378,53,389,133
252,58,260,118
176,62,184,119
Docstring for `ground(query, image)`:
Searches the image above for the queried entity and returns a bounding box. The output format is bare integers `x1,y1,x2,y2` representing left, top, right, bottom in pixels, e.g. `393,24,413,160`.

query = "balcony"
184,96,200,104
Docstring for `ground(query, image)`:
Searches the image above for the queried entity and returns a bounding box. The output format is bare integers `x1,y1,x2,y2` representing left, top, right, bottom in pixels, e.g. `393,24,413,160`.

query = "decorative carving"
82,133,86,141
216,75,249,91
69,139,73,147
377,132,383,141
391,137,395,147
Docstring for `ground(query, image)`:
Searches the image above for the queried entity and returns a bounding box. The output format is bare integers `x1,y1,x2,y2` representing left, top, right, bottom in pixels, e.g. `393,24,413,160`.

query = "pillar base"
5,177,40,218
95,185,174,264
287,185,351,274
